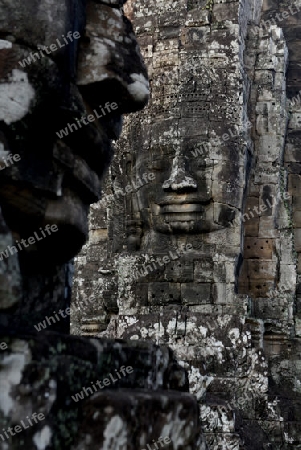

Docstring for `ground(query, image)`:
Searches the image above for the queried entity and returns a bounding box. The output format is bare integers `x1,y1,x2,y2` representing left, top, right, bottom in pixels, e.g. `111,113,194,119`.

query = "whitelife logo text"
0,224,58,261
19,31,81,68
0,412,45,443
56,102,118,139
72,366,133,402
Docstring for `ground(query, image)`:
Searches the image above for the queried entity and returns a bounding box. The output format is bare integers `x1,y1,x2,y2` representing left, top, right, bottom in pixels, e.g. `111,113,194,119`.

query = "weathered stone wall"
73,0,301,448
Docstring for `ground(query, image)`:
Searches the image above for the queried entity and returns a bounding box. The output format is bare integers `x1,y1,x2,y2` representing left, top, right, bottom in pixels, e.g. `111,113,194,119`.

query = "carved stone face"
134,122,243,235
0,0,148,264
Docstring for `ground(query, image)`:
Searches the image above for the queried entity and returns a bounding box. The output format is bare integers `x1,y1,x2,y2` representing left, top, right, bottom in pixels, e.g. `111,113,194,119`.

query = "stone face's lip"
157,198,211,206
161,204,204,213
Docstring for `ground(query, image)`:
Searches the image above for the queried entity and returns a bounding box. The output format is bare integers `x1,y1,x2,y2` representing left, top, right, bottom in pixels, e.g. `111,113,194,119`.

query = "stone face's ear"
126,219,142,251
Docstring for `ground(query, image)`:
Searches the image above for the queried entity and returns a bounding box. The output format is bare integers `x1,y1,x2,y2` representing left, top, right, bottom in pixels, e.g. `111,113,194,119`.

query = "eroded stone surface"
72,389,200,450
0,333,198,449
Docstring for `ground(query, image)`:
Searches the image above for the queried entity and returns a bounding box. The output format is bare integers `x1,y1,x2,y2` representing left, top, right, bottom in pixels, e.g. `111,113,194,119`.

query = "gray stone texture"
72,0,301,448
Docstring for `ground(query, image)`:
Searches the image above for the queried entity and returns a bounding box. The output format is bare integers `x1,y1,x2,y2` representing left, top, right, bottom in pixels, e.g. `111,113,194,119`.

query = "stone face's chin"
43,193,89,259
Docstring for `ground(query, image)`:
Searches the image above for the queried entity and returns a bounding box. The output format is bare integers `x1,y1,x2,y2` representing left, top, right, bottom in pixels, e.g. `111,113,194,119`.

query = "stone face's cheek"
0,69,35,125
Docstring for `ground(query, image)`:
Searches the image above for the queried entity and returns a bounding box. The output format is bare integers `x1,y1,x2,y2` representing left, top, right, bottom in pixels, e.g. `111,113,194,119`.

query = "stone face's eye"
149,159,168,171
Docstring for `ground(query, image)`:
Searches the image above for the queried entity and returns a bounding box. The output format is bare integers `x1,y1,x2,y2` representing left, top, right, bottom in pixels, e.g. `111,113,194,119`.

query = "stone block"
279,264,296,288
244,218,260,236
217,260,228,283
254,168,279,185
178,117,210,137
253,298,289,320
245,196,259,213
116,314,164,342
258,216,278,237
185,9,211,26
259,197,276,218
164,259,194,282
204,433,241,450
279,234,295,264
292,194,301,210
238,278,250,295
194,258,214,282
289,113,301,131
286,161,301,175
243,260,276,280
205,225,241,249
188,312,243,340
86,243,108,262
285,137,301,163
89,228,108,245
295,318,301,337
134,283,149,307
298,253,301,272
153,49,179,68
293,211,301,228
133,259,166,282
188,304,224,314
158,11,182,29
288,173,301,195
258,135,280,163
244,238,274,259
201,403,235,433
211,282,227,304
222,302,247,315
247,279,275,298
294,228,301,252
148,282,181,306
181,283,211,305
103,289,119,314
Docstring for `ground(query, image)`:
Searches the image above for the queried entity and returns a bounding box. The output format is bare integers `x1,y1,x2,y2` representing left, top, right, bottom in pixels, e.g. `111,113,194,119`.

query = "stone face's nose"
76,1,149,114
162,156,197,192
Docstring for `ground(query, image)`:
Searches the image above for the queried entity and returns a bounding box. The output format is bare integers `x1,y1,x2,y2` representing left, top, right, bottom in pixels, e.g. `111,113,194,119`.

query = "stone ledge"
0,333,194,449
